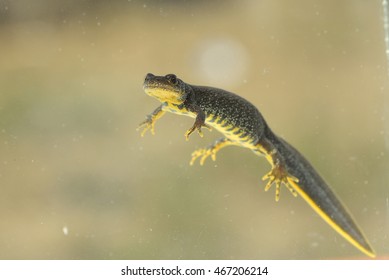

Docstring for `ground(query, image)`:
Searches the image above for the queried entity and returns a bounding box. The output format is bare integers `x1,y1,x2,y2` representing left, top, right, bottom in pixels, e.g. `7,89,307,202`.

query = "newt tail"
138,73,376,258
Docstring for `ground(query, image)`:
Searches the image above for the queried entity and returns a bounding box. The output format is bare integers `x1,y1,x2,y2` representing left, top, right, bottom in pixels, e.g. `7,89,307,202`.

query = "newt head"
143,73,187,104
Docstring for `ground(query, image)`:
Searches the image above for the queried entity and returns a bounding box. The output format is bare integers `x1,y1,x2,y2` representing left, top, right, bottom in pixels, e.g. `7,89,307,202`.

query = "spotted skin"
138,73,375,258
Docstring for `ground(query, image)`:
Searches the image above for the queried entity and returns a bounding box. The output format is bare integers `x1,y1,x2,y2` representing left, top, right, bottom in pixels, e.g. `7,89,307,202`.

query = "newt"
138,73,375,258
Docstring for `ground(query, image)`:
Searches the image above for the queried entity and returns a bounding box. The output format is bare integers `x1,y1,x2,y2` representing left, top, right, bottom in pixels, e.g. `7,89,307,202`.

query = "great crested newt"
138,73,375,258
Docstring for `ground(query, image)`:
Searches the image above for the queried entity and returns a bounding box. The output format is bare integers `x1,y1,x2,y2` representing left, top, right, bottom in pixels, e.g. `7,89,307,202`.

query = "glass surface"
0,0,387,259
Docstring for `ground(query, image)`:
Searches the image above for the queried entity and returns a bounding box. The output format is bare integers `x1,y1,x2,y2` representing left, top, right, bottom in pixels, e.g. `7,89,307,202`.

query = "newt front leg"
184,103,211,140
137,105,166,136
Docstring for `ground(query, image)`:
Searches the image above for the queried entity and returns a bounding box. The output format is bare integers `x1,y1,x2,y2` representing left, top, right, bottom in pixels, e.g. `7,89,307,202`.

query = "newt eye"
166,74,178,85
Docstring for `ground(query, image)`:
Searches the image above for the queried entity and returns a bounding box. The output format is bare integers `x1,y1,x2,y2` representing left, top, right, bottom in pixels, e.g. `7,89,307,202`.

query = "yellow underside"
163,103,255,148
288,178,376,258
162,102,375,258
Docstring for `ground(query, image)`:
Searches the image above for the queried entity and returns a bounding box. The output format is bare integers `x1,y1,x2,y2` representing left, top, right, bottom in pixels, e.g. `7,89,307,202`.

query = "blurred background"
0,0,388,259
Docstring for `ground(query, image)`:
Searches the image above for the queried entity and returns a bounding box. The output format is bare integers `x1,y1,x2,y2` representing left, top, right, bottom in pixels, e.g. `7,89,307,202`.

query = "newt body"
139,73,375,258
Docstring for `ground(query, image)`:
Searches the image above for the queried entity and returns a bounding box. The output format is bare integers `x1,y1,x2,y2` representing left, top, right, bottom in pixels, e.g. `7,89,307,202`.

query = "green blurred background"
0,0,388,259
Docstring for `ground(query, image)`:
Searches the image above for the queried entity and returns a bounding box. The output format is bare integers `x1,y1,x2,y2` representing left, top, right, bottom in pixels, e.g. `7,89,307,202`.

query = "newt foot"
185,123,212,141
262,165,299,202
190,148,217,166
137,117,156,137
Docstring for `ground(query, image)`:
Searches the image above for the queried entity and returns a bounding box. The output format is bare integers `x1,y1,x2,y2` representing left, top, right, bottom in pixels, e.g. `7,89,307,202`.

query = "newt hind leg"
253,146,299,202
190,137,237,166
262,165,299,202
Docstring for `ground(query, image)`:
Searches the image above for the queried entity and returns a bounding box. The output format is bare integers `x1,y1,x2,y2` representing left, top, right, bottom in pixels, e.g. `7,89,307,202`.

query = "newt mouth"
142,73,187,104
143,82,184,104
